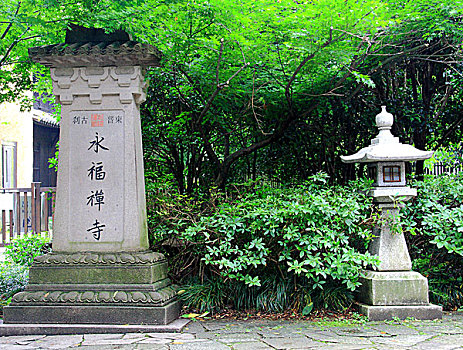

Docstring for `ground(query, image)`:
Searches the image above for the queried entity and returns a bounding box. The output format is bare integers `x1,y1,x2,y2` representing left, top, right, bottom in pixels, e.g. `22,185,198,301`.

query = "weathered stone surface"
214,333,260,343
29,265,168,285
414,334,463,349
369,324,422,335
369,334,435,347
232,341,273,350
169,340,231,350
357,270,429,306
9,286,176,306
262,337,325,349
1,316,463,349
357,303,443,321
34,251,165,265
4,27,179,327
3,302,180,325
303,330,374,345
0,319,189,336
31,334,84,349
329,326,391,338
369,205,412,271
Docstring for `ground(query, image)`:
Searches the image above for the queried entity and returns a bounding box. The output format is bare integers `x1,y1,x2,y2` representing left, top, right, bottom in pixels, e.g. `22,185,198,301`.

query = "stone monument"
341,106,443,321
3,26,180,325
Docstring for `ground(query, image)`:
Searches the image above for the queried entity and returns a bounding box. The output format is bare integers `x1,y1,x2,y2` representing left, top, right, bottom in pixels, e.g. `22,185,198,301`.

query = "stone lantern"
341,106,442,320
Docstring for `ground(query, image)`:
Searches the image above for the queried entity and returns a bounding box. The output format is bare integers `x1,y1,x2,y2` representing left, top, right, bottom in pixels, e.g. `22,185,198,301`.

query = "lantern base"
356,303,442,321
356,270,442,321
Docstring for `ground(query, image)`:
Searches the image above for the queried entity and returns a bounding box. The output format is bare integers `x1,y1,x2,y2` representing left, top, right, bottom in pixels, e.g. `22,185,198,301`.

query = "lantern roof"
341,106,433,163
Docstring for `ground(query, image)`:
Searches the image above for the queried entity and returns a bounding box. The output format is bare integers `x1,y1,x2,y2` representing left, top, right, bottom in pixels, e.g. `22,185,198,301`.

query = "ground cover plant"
0,235,50,310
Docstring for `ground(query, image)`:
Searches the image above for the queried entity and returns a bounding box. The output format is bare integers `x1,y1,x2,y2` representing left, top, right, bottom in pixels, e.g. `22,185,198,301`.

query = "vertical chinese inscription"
69,110,124,243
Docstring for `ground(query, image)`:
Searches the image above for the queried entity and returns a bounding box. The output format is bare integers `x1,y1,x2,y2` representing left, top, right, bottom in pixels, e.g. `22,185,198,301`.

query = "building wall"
0,101,34,221
0,102,34,188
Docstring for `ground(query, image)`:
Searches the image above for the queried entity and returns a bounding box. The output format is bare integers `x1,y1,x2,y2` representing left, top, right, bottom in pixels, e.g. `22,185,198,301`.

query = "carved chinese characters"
69,110,124,243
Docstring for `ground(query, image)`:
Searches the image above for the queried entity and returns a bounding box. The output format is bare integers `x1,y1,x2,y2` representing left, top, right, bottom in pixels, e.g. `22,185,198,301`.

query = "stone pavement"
1,313,462,349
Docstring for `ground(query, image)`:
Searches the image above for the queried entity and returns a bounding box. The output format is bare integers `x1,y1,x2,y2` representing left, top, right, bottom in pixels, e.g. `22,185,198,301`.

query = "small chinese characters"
108,115,123,124
72,116,88,124
71,113,123,126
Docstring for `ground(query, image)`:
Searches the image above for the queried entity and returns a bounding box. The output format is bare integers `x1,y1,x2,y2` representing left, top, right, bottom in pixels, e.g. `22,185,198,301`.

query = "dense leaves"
150,174,463,311
0,235,50,305
402,175,463,310
151,174,378,292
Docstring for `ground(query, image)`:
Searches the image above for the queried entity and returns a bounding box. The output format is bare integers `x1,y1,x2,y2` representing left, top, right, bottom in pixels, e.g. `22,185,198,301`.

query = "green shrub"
402,174,463,310
4,235,51,267
150,173,378,313
178,173,378,291
0,264,28,300
152,173,463,312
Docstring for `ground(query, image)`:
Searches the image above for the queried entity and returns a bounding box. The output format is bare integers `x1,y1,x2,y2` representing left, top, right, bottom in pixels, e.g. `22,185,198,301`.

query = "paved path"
1,313,462,349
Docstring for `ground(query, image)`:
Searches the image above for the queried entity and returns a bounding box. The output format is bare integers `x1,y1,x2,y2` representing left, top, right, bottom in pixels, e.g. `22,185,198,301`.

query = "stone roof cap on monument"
341,106,433,163
28,24,161,68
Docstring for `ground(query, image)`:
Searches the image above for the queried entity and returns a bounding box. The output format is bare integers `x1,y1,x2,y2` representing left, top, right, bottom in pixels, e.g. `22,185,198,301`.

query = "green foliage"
0,264,28,300
401,174,463,310
178,274,352,315
176,173,378,290
150,173,379,315
4,235,51,267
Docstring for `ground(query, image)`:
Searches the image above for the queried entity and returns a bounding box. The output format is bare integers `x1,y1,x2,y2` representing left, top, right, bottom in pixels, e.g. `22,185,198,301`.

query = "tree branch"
0,0,21,41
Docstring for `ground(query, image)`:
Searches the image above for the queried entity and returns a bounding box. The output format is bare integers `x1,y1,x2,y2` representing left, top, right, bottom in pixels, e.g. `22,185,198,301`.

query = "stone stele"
3,25,180,325
341,106,442,321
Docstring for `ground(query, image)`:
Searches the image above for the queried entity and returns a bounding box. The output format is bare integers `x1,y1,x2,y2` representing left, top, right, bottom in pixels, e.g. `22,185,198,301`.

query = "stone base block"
357,270,429,305
356,302,443,321
0,319,190,336
3,301,181,325
3,252,181,326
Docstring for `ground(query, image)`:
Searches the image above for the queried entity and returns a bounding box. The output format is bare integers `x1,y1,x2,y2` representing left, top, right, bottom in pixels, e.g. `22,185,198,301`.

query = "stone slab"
357,303,443,321
0,319,189,336
357,270,429,305
3,301,181,325
29,263,168,285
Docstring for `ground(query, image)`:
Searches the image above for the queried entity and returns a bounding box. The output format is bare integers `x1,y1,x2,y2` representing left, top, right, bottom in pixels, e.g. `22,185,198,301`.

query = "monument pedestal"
356,270,442,321
4,252,180,325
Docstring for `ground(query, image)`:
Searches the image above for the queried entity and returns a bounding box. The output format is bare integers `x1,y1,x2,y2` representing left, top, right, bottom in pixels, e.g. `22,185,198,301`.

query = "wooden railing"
424,162,463,176
0,182,55,246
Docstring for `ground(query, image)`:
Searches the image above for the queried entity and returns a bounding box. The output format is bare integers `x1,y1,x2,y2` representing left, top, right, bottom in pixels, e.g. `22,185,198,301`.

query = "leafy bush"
151,173,463,312
0,264,28,300
150,173,378,313
0,235,50,307
178,173,378,290
402,174,463,310
4,235,51,267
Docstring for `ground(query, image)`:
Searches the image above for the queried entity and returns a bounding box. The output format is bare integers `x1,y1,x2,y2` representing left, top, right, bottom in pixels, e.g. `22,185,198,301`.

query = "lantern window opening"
383,165,401,183
368,165,377,182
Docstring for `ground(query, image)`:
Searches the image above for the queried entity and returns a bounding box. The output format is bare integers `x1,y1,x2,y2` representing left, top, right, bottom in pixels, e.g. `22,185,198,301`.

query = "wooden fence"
424,162,463,176
0,182,56,247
